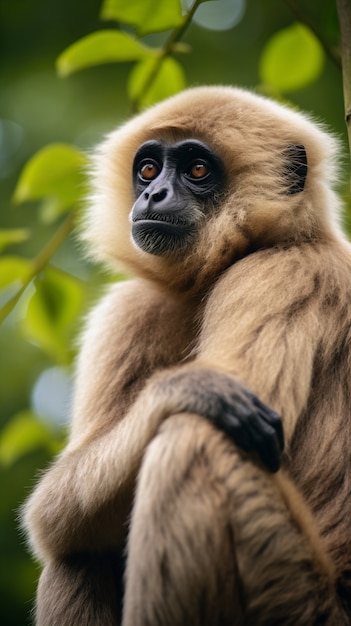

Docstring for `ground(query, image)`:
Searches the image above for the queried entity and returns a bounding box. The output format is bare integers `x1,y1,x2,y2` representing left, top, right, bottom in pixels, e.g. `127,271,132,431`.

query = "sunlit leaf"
22,266,84,362
0,411,64,466
128,56,186,109
101,0,183,36
0,256,32,290
259,23,324,92
57,30,155,77
13,144,87,219
0,229,30,252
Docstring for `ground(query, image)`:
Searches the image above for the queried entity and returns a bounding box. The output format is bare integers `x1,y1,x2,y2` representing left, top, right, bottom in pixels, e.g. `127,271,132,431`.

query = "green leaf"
101,0,183,36
259,23,325,92
0,411,64,466
13,144,87,219
22,266,84,362
0,229,30,252
128,57,186,109
57,30,155,77
0,256,32,290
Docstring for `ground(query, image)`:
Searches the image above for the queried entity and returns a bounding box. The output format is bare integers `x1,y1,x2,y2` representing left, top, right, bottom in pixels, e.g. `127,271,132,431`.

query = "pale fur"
23,86,351,625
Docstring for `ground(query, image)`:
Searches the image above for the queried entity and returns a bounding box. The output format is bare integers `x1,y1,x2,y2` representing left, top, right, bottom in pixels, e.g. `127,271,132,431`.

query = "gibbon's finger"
236,407,282,472
247,416,282,473
251,395,284,452
226,390,284,454
221,412,252,452
221,411,281,472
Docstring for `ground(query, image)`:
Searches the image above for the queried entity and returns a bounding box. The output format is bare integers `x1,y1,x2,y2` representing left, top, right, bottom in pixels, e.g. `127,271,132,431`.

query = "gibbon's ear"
284,144,308,195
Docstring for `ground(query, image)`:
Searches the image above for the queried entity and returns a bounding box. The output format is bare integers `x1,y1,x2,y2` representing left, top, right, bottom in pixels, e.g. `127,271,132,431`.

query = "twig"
131,0,203,112
0,212,75,324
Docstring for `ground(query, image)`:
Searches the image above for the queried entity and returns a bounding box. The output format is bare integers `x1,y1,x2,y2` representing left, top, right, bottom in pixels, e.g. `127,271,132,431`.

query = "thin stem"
336,0,351,158
131,0,203,112
284,0,341,67
31,212,75,274
0,212,74,324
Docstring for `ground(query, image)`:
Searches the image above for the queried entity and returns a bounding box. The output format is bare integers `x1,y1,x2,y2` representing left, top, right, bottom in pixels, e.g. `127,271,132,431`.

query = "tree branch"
336,0,351,158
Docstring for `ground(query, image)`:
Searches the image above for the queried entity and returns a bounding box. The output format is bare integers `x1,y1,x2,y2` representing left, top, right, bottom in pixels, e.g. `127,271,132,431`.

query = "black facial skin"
130,139,225,256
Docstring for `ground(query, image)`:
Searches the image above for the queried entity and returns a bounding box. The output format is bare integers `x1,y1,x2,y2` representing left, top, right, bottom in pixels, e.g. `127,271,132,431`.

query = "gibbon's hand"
158,368,284,473
217,386,284,473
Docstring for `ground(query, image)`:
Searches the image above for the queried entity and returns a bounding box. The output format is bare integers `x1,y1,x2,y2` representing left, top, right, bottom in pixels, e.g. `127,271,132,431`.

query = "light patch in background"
31,366,73,426
183,0,245,31
0,119,24,179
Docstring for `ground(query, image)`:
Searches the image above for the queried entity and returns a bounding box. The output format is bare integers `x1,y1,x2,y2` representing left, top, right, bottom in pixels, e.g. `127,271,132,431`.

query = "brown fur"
23,86,351,625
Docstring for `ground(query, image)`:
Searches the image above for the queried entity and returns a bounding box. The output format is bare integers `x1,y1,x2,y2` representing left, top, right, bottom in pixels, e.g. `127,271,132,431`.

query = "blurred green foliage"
260,22,325,91
0,0,350,623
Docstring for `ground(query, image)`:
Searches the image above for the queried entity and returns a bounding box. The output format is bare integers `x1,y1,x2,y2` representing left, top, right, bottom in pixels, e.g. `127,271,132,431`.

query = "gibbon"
23,86,351,626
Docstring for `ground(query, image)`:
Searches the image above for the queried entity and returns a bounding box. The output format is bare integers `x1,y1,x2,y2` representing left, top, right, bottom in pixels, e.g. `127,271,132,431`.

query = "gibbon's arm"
24,245,321,563
23,278,197,561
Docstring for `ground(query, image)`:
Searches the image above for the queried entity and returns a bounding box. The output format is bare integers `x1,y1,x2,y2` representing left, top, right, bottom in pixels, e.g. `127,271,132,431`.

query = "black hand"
157,368,284,473
220,393,283,472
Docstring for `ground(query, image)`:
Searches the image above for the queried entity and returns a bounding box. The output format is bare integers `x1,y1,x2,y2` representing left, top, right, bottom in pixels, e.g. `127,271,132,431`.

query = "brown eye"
140,162,160,181
190,163,209,179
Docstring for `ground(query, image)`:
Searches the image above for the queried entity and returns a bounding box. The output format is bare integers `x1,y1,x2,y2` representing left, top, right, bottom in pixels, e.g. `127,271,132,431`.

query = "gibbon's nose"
145,181,176,212
132,184,177,221
131,174,180,222
147,187,168,204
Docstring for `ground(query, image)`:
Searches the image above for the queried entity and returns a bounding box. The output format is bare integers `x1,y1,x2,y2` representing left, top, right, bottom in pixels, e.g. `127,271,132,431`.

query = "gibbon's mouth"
131,218,194,256
133,219,182,234
132,208,189,226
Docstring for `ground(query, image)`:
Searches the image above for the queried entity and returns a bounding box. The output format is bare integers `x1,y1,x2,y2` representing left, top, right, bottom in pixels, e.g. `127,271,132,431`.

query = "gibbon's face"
130,139,225,256
87,87,340,292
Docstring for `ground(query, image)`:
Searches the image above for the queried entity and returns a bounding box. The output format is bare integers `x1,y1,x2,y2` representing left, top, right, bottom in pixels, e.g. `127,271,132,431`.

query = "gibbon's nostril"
151,188,168,203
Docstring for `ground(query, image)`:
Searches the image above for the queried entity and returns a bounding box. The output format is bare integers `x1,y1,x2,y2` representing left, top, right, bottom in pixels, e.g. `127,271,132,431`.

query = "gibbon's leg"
123,415,343,626
123,413,245,626
35,551,125,626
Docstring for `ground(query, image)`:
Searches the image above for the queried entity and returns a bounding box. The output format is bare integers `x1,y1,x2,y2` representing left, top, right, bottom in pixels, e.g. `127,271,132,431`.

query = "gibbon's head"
85,86,343,293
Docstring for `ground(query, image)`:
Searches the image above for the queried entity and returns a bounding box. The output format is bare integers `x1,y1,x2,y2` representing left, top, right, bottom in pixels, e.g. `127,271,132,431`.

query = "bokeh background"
0,1,349,624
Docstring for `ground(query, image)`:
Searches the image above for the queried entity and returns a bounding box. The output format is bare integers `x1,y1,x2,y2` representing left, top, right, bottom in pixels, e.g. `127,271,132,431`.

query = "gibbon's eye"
139,160,161,182
185,161,210,181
